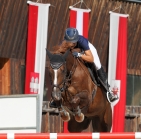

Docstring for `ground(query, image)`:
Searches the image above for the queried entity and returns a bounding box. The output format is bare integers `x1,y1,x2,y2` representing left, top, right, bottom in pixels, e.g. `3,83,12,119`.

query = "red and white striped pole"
2,133,141,139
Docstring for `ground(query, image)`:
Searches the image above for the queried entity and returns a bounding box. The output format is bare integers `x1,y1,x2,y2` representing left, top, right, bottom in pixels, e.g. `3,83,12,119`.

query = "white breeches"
88,42,101,70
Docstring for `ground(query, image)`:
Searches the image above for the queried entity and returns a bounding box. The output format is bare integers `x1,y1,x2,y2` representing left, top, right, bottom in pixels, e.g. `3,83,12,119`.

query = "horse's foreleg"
59,106,70,121
73,106,84,122
68,86,84,122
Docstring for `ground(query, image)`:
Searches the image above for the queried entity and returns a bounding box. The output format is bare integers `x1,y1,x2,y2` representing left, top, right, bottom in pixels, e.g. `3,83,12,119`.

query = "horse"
46,42,112,132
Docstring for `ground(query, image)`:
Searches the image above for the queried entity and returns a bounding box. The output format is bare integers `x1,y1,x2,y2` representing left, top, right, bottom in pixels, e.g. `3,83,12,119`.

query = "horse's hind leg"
92,103,112,132
103,103,112,132
92,116,103,132
68,116,91,132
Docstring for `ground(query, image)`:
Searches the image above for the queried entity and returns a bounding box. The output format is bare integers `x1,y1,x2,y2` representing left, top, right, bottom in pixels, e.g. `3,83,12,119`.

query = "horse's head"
46,49,70,101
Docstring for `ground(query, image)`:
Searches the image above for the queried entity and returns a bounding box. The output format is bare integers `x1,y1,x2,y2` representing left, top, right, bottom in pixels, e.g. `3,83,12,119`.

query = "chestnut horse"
46,43,112,132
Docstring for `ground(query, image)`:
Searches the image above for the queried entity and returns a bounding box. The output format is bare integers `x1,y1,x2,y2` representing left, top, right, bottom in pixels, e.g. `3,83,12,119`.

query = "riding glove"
72,52,82,58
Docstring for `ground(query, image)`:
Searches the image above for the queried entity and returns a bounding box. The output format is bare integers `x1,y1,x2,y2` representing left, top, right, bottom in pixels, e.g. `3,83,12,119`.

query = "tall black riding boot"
97,67,118,102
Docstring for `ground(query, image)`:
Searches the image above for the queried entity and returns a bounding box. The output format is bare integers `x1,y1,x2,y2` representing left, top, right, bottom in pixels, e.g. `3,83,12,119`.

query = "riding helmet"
64,28,79,43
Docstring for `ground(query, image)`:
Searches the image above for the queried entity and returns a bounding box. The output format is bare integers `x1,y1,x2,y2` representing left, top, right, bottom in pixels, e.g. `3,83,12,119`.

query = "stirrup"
108,92,118,103
109,96,118,102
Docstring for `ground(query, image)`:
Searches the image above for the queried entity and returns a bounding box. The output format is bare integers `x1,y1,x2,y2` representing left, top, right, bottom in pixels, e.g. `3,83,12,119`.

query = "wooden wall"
0,58,10,95
10,58,25,94
41,101,93,133
42,104,141,132
1,0,141,133
41,113,63,133
0,0,141,75
0,58,25,95
125,106,141,132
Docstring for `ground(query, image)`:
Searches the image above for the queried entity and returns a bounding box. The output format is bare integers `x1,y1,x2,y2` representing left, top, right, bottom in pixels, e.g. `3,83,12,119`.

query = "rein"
62,54,77,105
65,56,77,85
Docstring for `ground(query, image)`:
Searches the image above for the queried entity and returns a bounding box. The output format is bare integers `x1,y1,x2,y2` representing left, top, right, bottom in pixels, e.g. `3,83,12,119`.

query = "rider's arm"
77,36,94,63
80,50,94,63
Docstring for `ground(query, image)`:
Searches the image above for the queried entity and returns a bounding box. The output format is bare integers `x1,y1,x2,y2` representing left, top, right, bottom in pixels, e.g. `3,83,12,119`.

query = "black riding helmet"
64,28,79,43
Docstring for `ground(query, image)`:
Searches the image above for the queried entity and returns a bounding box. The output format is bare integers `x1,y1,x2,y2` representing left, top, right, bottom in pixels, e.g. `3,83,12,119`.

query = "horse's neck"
66,53,75,71
66,53,90,78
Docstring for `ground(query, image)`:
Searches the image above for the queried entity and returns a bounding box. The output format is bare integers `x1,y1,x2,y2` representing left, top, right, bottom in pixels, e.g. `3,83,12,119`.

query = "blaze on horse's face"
46,49,69,101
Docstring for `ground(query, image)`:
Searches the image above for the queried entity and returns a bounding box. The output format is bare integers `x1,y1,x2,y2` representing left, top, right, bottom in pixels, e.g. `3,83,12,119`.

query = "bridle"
50,61,67,92
46,49,77,95
49,54,77,93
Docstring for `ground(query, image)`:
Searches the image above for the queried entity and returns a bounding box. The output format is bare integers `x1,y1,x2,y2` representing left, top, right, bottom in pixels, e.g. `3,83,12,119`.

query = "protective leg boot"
97,67,118,102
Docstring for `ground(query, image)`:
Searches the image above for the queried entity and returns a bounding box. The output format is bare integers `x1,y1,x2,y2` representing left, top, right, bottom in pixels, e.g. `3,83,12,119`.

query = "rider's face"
67,42,77,49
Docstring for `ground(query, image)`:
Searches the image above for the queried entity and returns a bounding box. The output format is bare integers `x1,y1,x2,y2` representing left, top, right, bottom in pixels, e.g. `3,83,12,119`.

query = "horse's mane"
46,41,81,66
50,41,81,56
51,41,72,54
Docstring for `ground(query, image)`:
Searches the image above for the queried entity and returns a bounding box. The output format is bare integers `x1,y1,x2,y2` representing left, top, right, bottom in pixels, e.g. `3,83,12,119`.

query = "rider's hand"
72,52,82,58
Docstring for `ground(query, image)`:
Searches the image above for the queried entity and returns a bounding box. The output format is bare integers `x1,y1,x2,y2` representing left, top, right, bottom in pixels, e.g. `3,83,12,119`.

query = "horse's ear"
46,49,53,60
62,49,70,60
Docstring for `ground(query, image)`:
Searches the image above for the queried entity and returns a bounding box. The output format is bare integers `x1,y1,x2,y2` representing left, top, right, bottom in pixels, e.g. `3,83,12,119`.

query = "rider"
50,27,117,108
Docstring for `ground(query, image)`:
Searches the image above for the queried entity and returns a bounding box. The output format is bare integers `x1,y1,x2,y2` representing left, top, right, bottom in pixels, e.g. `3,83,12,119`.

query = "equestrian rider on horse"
50,27,118,108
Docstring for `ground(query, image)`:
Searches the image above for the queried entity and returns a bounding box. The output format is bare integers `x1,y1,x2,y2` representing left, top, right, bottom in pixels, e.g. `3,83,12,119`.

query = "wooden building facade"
1,0,141,132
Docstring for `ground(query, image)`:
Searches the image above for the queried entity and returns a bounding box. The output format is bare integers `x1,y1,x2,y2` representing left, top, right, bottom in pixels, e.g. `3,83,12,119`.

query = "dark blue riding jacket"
75,35,90,51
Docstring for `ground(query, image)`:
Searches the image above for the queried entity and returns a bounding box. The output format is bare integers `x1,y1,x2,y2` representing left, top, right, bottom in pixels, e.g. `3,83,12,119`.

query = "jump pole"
1,133,141,139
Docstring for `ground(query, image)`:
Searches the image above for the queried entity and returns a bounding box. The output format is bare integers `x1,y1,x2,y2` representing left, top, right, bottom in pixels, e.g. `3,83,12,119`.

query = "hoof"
75,113,84,123
61,112,70,122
